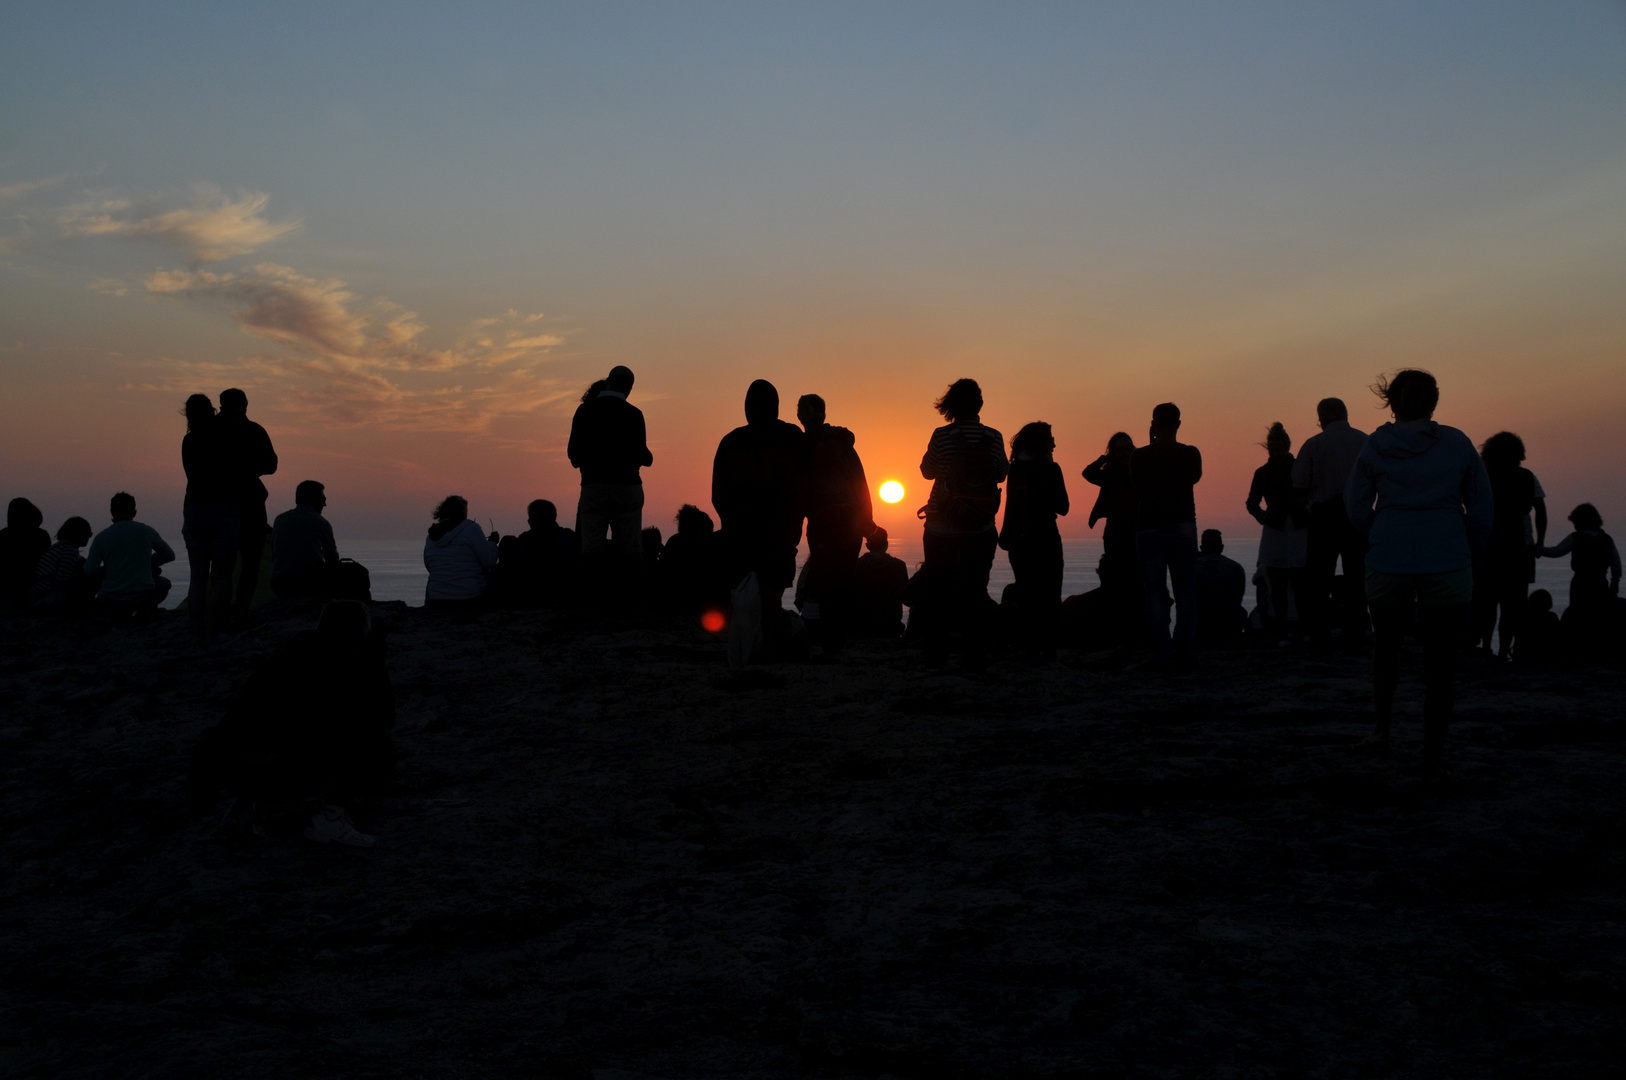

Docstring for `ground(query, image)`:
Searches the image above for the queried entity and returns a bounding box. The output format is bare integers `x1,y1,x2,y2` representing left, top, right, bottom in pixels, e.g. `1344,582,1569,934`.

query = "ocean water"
162,534,1576,615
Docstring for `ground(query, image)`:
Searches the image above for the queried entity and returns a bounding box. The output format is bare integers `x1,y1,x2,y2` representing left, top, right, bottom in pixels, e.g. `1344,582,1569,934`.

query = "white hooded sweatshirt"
423,518,497,600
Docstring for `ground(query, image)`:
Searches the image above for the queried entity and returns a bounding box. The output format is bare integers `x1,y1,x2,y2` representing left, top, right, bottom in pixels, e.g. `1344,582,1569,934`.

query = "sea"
160,535,1577,615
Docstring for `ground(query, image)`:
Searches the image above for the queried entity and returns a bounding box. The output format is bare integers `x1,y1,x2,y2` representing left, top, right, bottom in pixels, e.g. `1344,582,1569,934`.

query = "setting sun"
878,480,905,504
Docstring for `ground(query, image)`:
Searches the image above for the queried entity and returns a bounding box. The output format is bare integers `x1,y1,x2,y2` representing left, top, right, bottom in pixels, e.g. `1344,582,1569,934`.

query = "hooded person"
795,393,874,655
422,495,499,608
711,380,806,644
0,498,51,610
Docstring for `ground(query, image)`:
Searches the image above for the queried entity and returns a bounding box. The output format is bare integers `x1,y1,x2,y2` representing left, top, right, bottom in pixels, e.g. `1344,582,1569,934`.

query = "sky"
3,2,1625,543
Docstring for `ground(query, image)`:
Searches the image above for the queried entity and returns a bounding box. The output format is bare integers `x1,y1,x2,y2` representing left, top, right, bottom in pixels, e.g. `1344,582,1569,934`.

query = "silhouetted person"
30,517,95,611
181,394,238,643
641,526,664,587
919,378,1008,668
1538,503,1621,642
1519,589,1561,664
495,499,578,608
1000,422,1070,659
1292,397,1369,649
423,495,498,608
659,504,727,615
271,481,371,600
1194,529,1247,649
188,601,393,847
852,526,908,638
796,393,875,656
86,492,175,616
1131,402,1202,669
218,388,278,630
567,366,652,602
1473,432,1546,661
1346,369,1491,775
1082,432,1143,637
1247,422,1310,644
712,379,806,653
0,498,51,610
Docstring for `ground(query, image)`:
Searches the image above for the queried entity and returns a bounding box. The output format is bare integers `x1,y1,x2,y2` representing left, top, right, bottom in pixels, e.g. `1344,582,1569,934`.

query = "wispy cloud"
0,173,76,203
62,186,298,261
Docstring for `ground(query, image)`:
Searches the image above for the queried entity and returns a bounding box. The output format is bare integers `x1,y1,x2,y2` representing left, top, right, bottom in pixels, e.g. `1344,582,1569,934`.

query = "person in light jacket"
423,495,498,608
1345,369,1492,775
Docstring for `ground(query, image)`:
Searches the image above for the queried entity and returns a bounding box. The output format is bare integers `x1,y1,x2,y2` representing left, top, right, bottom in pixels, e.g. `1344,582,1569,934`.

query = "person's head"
1263,421,1291,457
56,517,93,547
109,492,137,522
1569,503,1604,531
1107,431,1134,459
796,393,827,431
1373,369,1439,422
183,393,216,433
607,365,635,395
1011,421,1055,460
219,388,248,415
1479,431,1526,473
935,379,983,423
294,480,327,510
6,497,43,531
1528,589,1553,614
866,525,890,554
1316,397,1349,427
527,499,558,528
676,504,715,535
1200,528,1224,554
432,495,468,524
1150,402,1181,441
744,379,780,424
641,526,662,552
317,599,370,642
580,378,608,404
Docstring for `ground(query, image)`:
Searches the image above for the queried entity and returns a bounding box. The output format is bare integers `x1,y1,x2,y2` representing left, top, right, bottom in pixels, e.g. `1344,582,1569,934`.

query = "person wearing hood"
1345,369,1492,774
796,393,874,656
1292,397,1369,649
423,495,498,608
217,388,278,630
711,380,806,621
919,378,1008,668
1000,421,1070,658
0,497,51,610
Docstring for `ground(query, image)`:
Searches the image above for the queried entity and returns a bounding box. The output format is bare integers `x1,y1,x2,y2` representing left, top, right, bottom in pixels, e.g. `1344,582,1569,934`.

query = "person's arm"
989,431,1010,483
1462,451,1494,555
321,520,340,566
848,446,874,536
149,528,176,567
255,424,278,478
998,467,1026,550
1536,533,1575,558
1245,471,1267,525
1054,464,1070,517
566,405,586,470
470,525,499,569
1344,451,1377,536
1533,497,1548,549
1290,440,1313,492
84,535,106,577
920,428,945,480
1609,537,1622,589
1189,445,1203,486
711,439,732,523
636,408,653,468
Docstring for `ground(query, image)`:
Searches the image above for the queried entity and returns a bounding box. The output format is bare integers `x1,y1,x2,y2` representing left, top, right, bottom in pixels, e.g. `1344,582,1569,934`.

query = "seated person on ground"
85,492,176,614
1538,503,1621,622
1194,528,1248,648
852,526,908,638
494,499,579,607
1,497,52,610
29,517,95,611
659,504,728,615
1519,589,1562,663
423,495,498,607
188,600,394,847
272,480,348,598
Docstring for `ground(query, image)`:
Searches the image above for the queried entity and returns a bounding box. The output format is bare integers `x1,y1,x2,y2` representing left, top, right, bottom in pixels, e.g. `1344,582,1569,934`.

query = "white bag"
727,571,764,669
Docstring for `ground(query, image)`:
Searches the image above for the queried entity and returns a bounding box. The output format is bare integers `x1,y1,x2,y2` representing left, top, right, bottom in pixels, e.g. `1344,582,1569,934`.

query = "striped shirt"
920,421,1008,531
30,543,84,601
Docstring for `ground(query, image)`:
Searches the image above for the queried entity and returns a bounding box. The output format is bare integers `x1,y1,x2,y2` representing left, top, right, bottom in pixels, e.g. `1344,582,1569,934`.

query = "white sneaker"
305,805,376,847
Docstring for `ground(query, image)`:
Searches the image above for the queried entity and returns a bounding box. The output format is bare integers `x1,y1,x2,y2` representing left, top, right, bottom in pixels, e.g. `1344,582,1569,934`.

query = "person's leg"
1471,564,1497,651
1496,574,1526,660
1339,518,1368,647
1419,601,1469,771
605,484,645,606
921,529,953,663
818,528,862,655
1036,538,1064,658
186,550,211,639
233,506,268,624
1136,529,1172,659
1266,567,1293,637
962,529,998,667
1305,505,1338,645
1167,524,1199,662
1364,569,1413,747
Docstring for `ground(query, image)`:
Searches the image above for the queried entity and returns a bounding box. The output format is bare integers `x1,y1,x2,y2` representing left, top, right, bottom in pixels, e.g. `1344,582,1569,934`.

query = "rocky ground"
1,601,1623,1079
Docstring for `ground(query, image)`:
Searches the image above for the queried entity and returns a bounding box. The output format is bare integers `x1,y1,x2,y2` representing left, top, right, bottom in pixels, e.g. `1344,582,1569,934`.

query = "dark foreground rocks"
2,603,1623,1078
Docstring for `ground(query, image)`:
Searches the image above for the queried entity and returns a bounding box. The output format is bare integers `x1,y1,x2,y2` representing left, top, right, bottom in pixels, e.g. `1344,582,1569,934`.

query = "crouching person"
271,481,371,601
187,601,394,846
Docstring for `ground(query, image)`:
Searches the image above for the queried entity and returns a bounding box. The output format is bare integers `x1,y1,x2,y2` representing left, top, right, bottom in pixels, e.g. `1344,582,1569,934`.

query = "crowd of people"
3,366,1622,840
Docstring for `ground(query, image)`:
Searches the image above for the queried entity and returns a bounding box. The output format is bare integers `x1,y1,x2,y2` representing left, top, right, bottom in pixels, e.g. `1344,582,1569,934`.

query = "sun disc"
879,480,905,504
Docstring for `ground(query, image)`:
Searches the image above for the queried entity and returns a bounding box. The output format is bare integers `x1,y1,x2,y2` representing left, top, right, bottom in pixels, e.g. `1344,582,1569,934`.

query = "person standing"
567,366,652,601
1131,402,1203,669
218,388,278,630
1082,432,1142,641
1000,422,1070,659
1474,432,1545,661
796,393,875,657
918,378,1008,668
1346,369,1492,776
1246,422,1310,643
1291,397,1369,650
181,394,238,643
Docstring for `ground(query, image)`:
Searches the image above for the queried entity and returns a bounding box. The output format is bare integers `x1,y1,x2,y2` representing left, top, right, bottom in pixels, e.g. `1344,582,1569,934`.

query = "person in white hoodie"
1345,369,1492,774
423,495,498,607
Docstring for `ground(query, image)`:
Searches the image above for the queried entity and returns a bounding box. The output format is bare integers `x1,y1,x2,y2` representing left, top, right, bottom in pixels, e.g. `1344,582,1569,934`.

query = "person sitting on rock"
495,499,579,607
1194,528,1247,649
85,492,176,617
852,526,909,638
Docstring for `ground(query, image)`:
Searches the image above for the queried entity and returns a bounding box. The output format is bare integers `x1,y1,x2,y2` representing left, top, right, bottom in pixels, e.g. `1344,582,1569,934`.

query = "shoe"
305,805,375,847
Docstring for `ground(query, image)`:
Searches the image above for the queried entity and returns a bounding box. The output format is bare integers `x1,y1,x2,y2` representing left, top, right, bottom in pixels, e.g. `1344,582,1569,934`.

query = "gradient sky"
4,2,1624,544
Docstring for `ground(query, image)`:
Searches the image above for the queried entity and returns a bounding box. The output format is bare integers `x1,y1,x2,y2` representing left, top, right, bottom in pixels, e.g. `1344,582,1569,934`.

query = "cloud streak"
62,187,298,261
